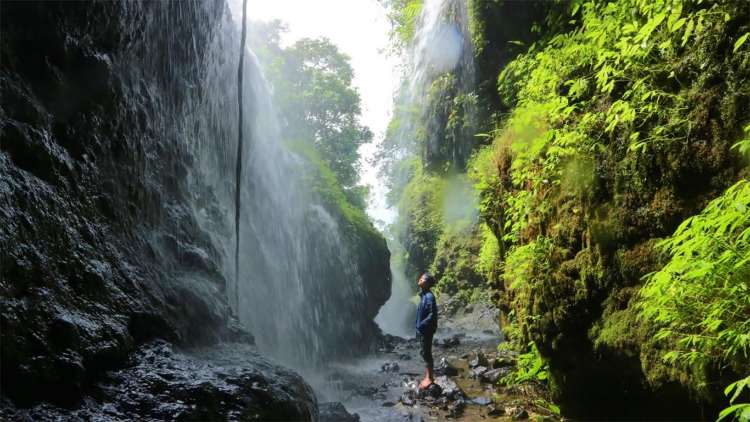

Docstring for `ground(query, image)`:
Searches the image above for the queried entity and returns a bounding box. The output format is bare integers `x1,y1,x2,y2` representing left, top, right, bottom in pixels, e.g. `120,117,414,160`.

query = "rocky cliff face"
0,1,321,416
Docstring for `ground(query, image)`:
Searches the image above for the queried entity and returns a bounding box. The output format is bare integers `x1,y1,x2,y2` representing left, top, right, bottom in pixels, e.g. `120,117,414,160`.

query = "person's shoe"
418,378,431,390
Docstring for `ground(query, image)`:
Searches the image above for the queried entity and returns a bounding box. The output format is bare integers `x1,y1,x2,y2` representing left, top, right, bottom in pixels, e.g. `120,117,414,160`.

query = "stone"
469,351,489,368
4,341,317,420
511,407,529,420
434,375,465,401
441,334,461,348
400,391,416,406
436,357,459,376
447,398,466,418
426,382,443,398
471,366,488,379
381,361,400,373
487,405,505,416
480,367,510,384
472,396,493,406
320,402,360,422
492,356,516,368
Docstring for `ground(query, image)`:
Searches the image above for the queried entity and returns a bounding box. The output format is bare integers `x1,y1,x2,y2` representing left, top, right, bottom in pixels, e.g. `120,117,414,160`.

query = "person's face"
417,275,428,290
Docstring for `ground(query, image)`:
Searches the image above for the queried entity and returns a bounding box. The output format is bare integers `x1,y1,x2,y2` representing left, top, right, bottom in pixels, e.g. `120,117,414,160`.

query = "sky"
227,0,400,226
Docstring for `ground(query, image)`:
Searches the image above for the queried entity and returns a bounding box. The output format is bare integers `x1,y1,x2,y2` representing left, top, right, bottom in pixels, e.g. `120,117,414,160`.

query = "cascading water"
374,0,476,336
161,3,385,367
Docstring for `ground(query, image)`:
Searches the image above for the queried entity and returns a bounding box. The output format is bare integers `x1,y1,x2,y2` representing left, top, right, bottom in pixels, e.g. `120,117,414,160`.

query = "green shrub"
639,179,750,398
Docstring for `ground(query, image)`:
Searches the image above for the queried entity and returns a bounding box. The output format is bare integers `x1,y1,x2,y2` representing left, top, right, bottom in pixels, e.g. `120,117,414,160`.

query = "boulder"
480,367,510,384
469,351,489,368
441,334,461,348
381,361,400,373
512,407,529,420
435,357,459,376
2,341,317,420
434,375,465,401
487,405,505,416
471,366,488,379
320,402,359,422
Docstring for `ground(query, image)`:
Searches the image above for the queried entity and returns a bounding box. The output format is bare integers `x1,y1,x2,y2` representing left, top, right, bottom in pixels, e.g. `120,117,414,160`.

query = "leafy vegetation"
639,178,750,402
285,140,380,242
500,341,549,386
468,0,750,416
385,0,750,417
382,0,424,49
250,22,372,203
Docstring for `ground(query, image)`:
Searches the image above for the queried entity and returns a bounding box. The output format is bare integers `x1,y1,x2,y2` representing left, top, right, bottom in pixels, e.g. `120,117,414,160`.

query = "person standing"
416,272,438,390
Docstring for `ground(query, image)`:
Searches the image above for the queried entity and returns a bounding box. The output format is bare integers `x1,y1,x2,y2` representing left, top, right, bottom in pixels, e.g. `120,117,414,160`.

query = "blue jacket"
416,291,438,335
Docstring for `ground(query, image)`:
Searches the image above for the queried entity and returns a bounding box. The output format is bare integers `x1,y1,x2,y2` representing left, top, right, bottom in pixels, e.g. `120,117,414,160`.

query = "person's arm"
418,295,435,329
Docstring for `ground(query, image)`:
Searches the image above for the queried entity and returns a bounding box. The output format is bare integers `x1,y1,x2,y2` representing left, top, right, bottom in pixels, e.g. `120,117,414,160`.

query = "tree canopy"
250,23,371,197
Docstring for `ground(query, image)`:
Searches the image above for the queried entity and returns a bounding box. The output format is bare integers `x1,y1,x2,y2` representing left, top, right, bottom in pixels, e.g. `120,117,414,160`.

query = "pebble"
471,396,492,406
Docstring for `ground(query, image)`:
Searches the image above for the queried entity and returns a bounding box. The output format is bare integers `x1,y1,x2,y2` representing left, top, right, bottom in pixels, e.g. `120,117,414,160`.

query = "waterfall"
375,0,476,336
113,1,386,368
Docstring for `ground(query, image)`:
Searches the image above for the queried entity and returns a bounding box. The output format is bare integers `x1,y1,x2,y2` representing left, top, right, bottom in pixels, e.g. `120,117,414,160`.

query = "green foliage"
719,376,750,422
382,0,423,49
639,180,750,395
286,140,379,240
477,223,501,280
395,163,445,280
732,124,750,162
468,0,750,410
249,25,371,190
501,342,550,386
430,225,484,302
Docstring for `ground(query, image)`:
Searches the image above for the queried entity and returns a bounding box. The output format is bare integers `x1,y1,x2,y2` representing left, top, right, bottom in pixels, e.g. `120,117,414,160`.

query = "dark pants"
417,331,434,370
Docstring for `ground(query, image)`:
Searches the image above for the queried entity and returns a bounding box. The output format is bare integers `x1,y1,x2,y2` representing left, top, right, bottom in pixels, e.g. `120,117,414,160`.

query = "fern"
639,180,750,400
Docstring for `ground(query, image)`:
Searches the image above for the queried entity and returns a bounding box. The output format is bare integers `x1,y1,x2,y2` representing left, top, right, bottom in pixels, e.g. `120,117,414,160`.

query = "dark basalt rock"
487,405,505,416
433,375,464,401
468,351,489,368
480,367,510,384
0,1,318,418
0,0,231,407
512,407,529,420
470,366,488,379
319,402,360,422
435,357,459,376
1,341,318,421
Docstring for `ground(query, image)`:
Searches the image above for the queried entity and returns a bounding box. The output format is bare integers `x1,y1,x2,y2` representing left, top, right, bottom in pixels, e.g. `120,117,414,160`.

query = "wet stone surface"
306,308,557,422
1,340,318,421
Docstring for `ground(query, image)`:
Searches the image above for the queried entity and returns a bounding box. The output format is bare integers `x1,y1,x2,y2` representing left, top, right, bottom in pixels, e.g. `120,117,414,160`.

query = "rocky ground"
1,340,318,421
1,298,561,422
314,300,563,422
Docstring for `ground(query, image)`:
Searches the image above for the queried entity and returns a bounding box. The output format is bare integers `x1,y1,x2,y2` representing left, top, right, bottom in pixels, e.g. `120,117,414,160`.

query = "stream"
309,301,556,422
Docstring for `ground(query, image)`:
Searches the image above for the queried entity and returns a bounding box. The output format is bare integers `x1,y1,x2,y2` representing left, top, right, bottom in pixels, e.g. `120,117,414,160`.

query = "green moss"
468,0,750,411
430,225,483,298
285,140,380,242
395,165,444,279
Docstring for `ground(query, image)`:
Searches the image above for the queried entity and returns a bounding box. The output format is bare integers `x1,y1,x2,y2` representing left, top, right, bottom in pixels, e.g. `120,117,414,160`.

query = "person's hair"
420,272,436,288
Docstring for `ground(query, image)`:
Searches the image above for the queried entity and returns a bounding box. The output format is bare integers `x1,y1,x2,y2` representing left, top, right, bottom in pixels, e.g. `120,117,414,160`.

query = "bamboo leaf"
682,19,694,47
734,33,749,53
